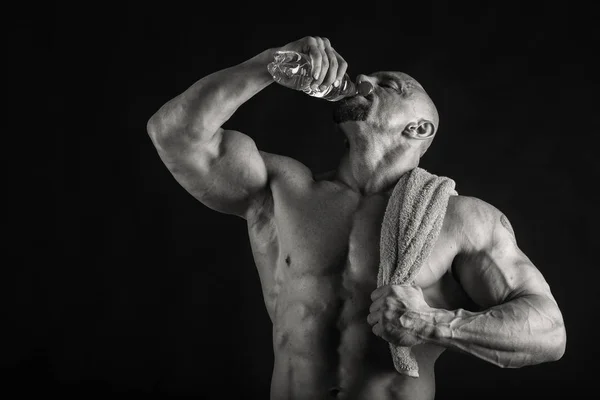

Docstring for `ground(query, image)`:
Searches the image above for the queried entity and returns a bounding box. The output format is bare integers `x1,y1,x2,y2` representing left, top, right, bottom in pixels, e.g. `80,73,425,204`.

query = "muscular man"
146,36,566,400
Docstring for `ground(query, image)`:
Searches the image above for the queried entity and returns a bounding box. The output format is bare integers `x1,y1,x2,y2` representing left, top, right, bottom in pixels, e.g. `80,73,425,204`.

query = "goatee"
332,97,370,124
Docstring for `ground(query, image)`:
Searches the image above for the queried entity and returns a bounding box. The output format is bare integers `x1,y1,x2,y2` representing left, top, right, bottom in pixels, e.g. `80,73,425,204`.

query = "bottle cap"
358,81,374,96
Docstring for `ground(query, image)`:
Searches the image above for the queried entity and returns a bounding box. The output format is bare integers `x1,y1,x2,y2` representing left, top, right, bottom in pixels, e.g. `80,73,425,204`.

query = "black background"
6,3,599,399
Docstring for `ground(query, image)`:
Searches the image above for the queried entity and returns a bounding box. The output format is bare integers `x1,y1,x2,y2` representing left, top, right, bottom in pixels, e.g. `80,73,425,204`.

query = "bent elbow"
146,116,159,142
548,323,567,362
537,298,567,363
146,112,185,154
147,112,170,148
536,321,566,364
146,100,190,149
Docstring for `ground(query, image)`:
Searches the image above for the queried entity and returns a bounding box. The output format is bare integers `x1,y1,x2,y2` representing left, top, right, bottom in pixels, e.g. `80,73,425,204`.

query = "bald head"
411,87,438,156
391,72,439,134
390,72,439,157
332,71,440,157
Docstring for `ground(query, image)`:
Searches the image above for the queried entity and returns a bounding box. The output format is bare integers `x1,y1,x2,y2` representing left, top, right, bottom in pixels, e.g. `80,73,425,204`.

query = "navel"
329,386,341,397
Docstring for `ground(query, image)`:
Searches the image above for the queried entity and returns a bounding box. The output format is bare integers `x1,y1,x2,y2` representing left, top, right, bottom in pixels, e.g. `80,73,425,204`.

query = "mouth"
357,81,374,97
347,86,373,102
338,95,368,108
350,92,372,104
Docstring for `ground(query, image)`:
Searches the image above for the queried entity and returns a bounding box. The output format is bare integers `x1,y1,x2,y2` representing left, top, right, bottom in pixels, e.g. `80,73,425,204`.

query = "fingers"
306,36,323,82
369,295,385,313
311,37,329,90
333,49,348,87
371,322,383,336
321,39,338,89
367,310,378,325
305,36,344,91
371,285,389,301
368,297,398,325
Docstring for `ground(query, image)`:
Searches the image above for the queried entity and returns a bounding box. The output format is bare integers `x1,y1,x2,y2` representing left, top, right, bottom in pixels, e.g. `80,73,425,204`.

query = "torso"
247,155,474,400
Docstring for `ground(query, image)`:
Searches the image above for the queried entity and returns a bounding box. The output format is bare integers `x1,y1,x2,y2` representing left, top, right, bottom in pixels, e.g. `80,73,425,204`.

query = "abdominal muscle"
267,270,443,400
246,173,457,400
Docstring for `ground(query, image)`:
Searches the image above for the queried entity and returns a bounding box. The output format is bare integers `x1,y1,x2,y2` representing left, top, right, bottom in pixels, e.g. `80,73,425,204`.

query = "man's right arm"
146,37,347,218
146,48,277,219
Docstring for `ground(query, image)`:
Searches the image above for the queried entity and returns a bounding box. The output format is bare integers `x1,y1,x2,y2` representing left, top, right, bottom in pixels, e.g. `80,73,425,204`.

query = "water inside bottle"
267,51,314,92
267,50,350,100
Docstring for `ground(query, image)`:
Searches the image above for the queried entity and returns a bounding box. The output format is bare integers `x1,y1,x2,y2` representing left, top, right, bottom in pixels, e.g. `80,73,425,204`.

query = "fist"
367,284,434,347
279,36,348,91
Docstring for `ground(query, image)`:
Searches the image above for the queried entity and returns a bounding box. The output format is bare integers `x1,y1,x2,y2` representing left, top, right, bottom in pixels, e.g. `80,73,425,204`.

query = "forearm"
147,48,276,147
412,295,566,368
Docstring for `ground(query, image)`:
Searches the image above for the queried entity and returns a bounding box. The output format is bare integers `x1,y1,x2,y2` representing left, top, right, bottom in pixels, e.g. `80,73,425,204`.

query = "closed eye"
380,81,401,92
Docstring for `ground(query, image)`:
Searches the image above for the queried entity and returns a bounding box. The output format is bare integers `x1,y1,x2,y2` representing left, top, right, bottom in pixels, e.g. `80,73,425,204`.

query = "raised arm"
146,48,276,218
146,36,347,219
369,196,566,368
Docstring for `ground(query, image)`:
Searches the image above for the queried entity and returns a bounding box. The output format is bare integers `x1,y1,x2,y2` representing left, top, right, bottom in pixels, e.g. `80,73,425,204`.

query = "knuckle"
384,322,395,334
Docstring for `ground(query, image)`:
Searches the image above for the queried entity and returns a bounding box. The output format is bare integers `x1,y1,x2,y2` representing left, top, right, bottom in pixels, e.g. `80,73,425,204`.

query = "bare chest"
248,181,464,315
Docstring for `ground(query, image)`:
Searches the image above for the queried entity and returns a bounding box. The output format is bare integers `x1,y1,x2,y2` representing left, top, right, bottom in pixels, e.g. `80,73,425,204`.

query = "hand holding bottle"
277,36,349,93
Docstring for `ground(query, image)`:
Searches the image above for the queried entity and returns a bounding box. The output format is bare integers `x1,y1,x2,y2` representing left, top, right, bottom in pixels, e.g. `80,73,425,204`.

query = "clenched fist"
367,284,436,347
278,36,348,92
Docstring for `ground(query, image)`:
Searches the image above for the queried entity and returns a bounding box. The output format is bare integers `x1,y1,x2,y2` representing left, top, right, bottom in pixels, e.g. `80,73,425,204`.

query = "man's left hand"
368,284,435,347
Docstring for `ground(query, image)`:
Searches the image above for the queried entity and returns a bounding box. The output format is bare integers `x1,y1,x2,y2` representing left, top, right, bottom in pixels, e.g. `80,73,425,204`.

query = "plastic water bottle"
267,50,358,102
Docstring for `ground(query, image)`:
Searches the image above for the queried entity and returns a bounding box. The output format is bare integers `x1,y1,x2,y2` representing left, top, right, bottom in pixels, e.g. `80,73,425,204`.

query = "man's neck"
334,143,418,196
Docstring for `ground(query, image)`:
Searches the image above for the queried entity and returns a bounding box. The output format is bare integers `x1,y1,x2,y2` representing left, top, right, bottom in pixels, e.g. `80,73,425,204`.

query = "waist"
270,353,438,400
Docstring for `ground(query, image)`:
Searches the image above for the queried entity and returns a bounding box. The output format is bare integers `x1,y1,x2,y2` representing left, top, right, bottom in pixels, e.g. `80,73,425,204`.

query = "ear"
403,120,436,140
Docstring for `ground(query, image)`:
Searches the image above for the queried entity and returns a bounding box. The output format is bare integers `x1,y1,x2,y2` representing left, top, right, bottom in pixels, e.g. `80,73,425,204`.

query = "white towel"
378,167,457,377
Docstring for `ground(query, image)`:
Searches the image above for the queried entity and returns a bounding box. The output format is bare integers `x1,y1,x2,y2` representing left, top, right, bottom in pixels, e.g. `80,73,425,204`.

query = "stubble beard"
332,97,370,124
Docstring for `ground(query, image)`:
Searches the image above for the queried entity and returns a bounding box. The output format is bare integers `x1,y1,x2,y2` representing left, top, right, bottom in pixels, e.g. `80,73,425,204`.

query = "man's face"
332,72,429,134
